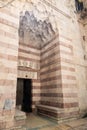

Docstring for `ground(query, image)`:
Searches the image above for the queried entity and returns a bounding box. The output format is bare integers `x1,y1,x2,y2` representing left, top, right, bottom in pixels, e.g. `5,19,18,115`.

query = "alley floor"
24,113,87,130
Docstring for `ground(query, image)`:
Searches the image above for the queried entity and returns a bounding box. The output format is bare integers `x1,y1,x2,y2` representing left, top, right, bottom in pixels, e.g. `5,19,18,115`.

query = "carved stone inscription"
18,60,40,70
18,70,37,79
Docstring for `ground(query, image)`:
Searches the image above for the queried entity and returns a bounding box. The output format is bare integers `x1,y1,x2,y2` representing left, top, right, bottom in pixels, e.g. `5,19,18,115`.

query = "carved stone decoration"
19,11,56,48
65,0,75,17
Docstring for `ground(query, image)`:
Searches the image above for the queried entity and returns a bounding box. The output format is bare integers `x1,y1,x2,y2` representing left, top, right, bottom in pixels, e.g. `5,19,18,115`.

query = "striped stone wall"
18,41,41,110
0,7,19,129
40,35,62,108
59,37,79,118
37,35,65,120
37,33,79,121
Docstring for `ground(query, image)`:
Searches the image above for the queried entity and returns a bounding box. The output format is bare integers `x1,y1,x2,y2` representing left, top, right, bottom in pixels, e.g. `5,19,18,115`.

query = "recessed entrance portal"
16,78,32,113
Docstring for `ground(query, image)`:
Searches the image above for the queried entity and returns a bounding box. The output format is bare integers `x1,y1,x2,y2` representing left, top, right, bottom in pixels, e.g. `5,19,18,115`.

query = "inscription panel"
18,60,40,70
18,70,37,79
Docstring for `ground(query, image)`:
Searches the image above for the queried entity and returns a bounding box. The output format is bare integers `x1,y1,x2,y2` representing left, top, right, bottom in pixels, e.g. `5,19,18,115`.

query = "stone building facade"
0,0,87,129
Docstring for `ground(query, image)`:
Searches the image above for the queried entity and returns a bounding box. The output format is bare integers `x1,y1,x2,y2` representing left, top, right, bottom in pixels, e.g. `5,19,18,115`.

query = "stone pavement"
25,114,87,130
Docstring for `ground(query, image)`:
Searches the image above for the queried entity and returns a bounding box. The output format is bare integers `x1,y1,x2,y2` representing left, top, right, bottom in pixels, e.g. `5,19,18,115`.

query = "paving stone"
74,124,87,130
25,114,87,130
39,126,61,130
56,124,72,130
65,118,87,128
26,114,52,129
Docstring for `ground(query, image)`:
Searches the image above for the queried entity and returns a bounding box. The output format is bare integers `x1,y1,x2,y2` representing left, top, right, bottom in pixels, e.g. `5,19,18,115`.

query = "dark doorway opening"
16,78,32,113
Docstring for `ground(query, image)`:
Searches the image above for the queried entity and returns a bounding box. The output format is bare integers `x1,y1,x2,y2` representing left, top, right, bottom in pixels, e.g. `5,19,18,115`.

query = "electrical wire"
0,0,16,8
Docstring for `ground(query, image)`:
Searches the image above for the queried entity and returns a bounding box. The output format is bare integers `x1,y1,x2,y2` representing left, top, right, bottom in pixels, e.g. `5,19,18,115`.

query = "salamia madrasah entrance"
0,0,87,129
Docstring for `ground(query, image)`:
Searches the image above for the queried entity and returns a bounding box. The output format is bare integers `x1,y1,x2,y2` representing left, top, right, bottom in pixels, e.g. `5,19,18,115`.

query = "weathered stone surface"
19,11,56,48
3,99,14,110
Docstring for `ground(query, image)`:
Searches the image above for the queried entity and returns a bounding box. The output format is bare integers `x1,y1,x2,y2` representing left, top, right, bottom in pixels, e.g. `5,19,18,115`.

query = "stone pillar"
37,32,79,122
37,35,64,121
59,39,79,120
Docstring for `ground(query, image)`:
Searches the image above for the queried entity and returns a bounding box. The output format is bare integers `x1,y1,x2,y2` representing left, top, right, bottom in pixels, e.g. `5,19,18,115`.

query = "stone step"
14,109,26,121
36,104,64,113
36,104,79,123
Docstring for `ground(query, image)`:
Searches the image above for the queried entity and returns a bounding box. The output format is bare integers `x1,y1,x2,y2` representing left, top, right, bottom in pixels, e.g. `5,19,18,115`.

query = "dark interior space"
16,78,32,113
